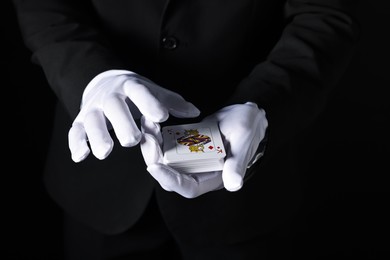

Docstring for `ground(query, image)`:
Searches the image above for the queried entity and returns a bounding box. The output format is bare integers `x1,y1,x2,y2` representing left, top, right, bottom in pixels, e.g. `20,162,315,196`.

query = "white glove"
68,70,200,162
140,102,268,198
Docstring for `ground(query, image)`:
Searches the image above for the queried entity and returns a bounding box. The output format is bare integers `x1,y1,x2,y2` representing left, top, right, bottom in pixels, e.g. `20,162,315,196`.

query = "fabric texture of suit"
12,0,360,247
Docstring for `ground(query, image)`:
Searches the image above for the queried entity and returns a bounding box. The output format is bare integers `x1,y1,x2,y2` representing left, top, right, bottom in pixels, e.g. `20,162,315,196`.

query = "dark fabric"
11,0,361,258
63,194,182,260
63,193,295,260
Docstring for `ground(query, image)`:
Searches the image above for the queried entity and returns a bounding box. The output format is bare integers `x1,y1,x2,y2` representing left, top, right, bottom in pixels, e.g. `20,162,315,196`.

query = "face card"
162,121,226,164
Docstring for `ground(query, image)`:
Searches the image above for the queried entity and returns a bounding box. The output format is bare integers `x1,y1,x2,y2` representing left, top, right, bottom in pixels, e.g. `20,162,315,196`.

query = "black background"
1,1,389,259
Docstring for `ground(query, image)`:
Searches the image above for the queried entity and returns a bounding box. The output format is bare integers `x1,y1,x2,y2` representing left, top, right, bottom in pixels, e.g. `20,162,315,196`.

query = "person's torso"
92,0,286,114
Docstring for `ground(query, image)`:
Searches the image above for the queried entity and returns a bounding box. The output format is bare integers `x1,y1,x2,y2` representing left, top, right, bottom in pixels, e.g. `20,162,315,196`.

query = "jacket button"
161,36,178,50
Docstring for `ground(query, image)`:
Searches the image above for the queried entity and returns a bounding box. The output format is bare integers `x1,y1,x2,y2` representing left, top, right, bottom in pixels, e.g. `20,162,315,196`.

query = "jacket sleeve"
227,0,361,156
12,0,127,118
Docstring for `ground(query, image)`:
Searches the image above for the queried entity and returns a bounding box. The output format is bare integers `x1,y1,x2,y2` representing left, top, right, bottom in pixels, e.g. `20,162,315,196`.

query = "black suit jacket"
12,0,360,243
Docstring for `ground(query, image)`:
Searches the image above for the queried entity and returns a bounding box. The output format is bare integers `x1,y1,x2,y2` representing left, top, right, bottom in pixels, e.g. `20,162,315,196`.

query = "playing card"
162,121,226,173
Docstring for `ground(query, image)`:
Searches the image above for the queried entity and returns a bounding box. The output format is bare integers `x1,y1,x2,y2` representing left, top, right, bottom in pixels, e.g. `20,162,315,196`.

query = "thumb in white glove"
140,102,268,198
68,70,200,162
202,102,268,191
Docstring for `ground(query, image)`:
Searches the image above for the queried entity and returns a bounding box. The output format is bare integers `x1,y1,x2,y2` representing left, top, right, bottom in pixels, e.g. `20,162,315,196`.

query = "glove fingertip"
225,181,243,192
149,111,169,123
119,131,142,147
91,140,114,160
168,101,200,118
71,147,90,163
223,171,244,192
187,103,201,116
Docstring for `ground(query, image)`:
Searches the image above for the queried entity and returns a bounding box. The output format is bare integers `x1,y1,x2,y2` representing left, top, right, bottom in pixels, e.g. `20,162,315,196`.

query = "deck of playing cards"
162,121,226,174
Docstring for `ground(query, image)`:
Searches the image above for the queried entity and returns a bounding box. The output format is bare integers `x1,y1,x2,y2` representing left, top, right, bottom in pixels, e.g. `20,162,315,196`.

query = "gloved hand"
68,70,200,162
140,102,268,198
